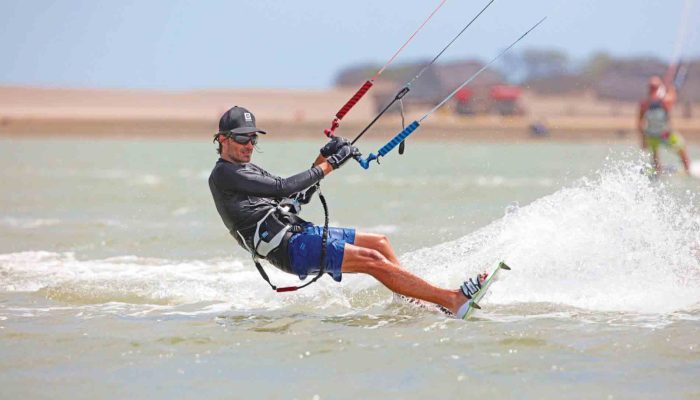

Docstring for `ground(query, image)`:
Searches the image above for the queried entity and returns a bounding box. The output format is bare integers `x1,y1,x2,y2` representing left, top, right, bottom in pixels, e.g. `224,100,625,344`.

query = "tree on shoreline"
335,50,699,102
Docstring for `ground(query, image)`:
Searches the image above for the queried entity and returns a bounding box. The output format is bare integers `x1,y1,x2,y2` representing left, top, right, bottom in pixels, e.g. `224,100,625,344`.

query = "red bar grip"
324,118,340,137
335,80,373,120
275,286,298,293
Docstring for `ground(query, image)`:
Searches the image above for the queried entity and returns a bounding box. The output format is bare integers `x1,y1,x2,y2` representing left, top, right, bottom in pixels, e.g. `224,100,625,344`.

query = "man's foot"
454,272,488,318
460,272,488,299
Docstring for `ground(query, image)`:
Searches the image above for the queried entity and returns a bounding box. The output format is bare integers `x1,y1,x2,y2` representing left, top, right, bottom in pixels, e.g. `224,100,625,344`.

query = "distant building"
523,58,699,104
593,58,667,101
522,74,589,96
489,85,524,116
336,60,512,115
334,57,700,118
334,64,380,87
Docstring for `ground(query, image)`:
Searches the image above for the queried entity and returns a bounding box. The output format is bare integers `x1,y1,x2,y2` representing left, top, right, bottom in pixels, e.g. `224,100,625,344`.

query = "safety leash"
253,190,330,293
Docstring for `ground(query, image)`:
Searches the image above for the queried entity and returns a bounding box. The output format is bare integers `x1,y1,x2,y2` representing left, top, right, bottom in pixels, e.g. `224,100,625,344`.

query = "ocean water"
0,137,699,399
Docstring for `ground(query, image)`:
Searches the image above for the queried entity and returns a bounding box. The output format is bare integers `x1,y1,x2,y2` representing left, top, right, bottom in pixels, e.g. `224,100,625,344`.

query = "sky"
1,0,699,90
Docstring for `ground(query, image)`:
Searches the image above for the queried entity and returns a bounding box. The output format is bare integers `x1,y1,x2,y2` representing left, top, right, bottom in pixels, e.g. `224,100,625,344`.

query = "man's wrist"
312,154,327,167
318,162,333,176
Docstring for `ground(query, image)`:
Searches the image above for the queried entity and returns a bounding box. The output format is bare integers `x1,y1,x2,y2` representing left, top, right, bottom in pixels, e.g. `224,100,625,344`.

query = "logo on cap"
244,112,253,122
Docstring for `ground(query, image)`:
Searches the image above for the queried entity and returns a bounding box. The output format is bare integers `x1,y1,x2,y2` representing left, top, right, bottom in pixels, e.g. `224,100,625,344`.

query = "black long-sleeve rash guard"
209,158,324,256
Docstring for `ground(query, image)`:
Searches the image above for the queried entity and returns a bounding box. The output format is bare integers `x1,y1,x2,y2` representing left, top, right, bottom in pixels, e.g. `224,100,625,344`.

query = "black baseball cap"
218,106,267,135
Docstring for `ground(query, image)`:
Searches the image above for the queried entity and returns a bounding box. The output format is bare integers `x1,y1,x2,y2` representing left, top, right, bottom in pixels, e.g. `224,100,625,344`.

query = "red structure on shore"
455,84,523,116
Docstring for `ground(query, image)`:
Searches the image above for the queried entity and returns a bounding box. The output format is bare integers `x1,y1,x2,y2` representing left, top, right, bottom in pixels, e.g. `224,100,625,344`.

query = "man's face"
648,76,664,98
222,133,257,163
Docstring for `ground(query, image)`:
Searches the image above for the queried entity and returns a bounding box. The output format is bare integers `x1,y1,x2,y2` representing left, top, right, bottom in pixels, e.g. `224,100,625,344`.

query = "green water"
0,138,625,258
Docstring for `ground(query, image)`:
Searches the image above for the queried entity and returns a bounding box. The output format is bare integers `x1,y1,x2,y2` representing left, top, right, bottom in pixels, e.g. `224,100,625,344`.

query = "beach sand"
1,85,699,142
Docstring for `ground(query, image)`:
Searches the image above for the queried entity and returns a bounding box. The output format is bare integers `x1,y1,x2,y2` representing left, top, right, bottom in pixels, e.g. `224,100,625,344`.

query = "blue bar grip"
378,120,420,156
358,153,377,169
356,120,421,170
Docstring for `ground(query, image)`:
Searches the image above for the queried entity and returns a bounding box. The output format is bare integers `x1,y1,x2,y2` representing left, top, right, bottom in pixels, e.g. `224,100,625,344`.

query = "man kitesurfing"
639,0,696,176
208,5,541,319
638,69,692,175
208,106,487,318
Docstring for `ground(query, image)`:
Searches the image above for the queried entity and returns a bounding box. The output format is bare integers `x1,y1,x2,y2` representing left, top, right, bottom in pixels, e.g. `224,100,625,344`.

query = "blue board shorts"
288,223,356,282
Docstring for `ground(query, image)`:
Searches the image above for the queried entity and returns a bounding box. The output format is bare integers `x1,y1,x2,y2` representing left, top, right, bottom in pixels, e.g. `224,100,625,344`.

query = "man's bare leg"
353,232,448,308
652,148,662,173
679,148,691,173
354,232,399,264
341,243,478,314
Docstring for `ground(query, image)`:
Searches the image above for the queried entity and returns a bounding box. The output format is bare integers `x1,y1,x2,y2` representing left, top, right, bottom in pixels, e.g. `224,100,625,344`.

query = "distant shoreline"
0,118,644,144
1,85,699,143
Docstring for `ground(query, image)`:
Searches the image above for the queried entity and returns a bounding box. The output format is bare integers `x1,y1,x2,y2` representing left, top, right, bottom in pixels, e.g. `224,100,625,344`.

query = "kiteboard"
689,161,700,179
395,261,511,319
642,162,700,180
659,162,700,179
460,261,511,320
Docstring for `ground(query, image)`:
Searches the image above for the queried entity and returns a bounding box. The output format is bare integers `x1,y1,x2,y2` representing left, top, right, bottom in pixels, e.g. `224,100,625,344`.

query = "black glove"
326,144,361,170
320,136,351,158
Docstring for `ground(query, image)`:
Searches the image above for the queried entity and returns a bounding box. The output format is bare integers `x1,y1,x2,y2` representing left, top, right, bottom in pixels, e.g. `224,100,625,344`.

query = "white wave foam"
11,167,165,186
0,251,242,302
0,216,129,229
0,251,365,312
0,217,61,229
473,175,554,188
402,157,700,314
356,224,399,234
128,174,162,186
2,157,697,317
691,161,700,177
171,207,192,216
342,173,554,189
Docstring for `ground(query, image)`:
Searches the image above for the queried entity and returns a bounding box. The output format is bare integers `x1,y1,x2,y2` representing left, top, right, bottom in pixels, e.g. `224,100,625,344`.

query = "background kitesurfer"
209,106,485,317
638,72,692,174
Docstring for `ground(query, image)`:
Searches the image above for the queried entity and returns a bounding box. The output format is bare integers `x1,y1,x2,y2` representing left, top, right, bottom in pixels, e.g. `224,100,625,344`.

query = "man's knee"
371,234,391,251
345,247,393,272
360,247,388,264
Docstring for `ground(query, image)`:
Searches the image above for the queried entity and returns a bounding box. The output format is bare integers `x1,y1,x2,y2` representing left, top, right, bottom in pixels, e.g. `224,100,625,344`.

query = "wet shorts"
287,223,356,282
646,131,685,151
